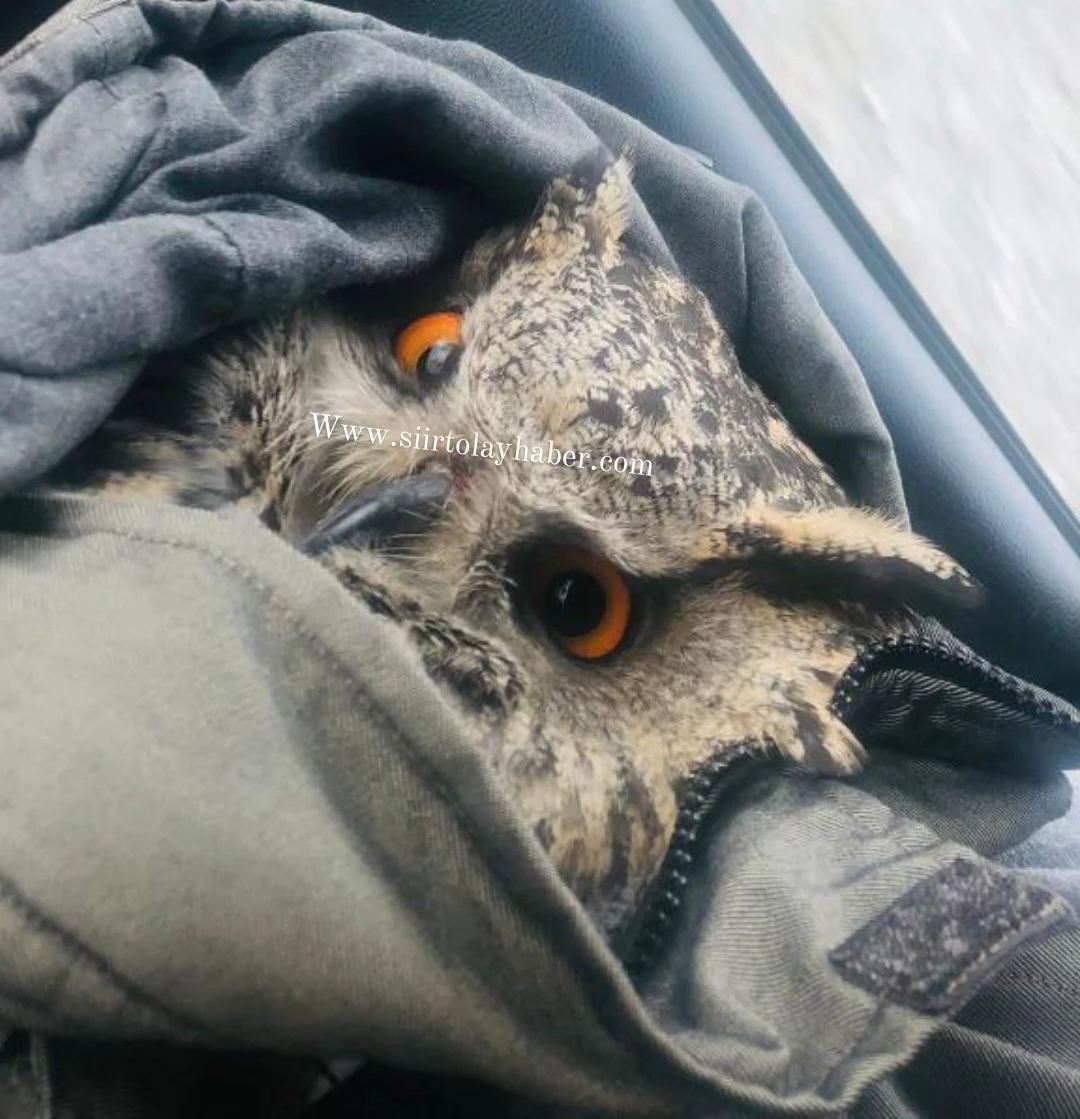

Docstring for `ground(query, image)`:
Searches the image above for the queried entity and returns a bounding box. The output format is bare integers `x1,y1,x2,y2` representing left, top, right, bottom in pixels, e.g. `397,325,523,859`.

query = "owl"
48,157,976,932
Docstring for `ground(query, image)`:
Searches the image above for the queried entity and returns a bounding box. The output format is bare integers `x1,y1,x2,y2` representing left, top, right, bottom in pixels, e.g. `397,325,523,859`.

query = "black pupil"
417,342,458,383
541,571,607,637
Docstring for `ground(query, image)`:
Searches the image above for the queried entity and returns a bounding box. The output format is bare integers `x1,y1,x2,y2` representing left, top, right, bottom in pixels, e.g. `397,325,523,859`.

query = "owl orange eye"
529,547,632,660
394,311,464,386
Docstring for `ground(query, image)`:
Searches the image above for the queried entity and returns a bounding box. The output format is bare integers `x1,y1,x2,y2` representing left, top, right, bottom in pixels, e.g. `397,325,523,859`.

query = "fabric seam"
0,0,132,73
200,214,248,320
0,870,218,1043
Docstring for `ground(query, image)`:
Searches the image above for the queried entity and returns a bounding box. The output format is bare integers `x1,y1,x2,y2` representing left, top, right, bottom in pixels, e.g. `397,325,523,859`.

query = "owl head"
251,156,976,929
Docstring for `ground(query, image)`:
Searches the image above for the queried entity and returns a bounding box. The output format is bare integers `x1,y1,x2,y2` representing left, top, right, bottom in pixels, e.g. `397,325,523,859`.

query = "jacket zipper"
829,628,1080,728
626,625,1080,980
623,740,769,978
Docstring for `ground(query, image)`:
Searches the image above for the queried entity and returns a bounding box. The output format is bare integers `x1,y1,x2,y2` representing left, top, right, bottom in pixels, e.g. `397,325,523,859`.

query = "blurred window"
717,0,1080,512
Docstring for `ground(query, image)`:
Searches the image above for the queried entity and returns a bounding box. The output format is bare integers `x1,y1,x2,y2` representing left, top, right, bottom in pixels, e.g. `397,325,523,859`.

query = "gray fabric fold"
0,492,1070,1117
0,0,905,516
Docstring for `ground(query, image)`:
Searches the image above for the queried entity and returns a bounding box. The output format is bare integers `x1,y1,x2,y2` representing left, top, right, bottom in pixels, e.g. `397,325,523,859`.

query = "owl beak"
300,472,452,556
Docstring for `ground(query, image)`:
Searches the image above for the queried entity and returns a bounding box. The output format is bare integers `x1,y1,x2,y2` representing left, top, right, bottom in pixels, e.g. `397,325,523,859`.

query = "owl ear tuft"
521,151,633,267
697,506,981,618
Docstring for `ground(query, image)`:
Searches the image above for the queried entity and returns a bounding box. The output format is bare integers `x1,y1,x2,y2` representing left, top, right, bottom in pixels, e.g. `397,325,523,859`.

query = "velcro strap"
829,856,1070,1014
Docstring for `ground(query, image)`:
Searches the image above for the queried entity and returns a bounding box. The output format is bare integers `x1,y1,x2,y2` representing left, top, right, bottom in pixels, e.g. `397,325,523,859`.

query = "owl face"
279,160,974,926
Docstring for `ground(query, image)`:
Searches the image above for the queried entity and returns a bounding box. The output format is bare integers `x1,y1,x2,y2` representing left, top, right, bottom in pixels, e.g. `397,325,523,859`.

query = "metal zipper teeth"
624,740,767,979
830,634,1080,728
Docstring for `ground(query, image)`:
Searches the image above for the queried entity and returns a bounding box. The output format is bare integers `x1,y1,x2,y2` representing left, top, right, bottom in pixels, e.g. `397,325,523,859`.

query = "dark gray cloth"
0,0,904,517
